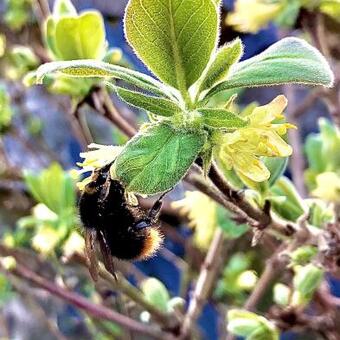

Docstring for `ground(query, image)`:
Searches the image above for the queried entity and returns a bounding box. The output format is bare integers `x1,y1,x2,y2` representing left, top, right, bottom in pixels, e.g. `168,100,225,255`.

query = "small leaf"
124,0,219,91
54,11,105,60
293,264,323,303
113,86,181,117
35,60,174,98
217,206,248,239
263,157,288,187
113,123,207,194
198,108,248,129
141,278,170,313
52,0,77,17
199,38,243,92
205,37,334,100
44,17,59,58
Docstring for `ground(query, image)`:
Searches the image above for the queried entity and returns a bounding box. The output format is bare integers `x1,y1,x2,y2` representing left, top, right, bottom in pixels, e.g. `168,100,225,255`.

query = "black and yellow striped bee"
79,162,164,280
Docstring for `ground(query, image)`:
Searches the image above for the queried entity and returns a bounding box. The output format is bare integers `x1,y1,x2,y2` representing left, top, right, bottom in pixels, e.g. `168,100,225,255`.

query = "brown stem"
1,262,172,339
101,90,137,138
180,229,227,339
209,164,271,227
72,253,179,331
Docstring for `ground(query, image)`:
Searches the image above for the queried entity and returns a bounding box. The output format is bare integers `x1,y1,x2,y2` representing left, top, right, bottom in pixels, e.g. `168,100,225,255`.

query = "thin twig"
71,253,179,331
180,229,226,339
1,262,172,339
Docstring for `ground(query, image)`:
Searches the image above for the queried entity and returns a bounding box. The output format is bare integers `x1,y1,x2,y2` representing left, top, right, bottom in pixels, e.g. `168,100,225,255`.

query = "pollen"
137,228,163,260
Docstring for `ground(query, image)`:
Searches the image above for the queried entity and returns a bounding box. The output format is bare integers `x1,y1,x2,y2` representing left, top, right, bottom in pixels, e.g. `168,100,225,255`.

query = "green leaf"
305,134,325,173
54,11,105,60
198,108,248,129
198,38,243,92
113,86,181,117
124,0,219,91
205,37,334,100
24,163,75,215
263,157,288,187
44,17,59,58
35,60,174,99
113,123,207,194
141,278,170,312
293,264,323,299
217,206,248,239
52,0,77,17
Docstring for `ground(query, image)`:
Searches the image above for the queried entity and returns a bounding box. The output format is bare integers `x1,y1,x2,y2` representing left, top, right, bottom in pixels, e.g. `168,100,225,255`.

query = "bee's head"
83,164,111,194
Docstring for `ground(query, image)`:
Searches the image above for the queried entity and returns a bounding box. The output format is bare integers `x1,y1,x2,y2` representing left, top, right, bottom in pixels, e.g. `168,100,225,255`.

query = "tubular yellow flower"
172,191,217,250
226,0,283,33
75,143,122,190
312,172,340,202
217,95,294,183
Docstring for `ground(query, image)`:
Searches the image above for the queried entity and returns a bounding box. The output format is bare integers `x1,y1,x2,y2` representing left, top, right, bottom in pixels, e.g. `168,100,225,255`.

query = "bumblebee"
79,163,164,281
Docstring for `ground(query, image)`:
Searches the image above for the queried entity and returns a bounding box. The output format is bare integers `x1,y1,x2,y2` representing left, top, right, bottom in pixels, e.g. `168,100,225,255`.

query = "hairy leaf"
35,60,173,98
114,86,181,117
198,108,248,128
114,123,207,194
205,38,334,100
124,0,219,91
199,38,243,92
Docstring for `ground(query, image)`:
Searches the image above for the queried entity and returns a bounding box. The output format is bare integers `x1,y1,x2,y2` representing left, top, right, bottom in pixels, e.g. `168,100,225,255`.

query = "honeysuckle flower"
172,191,217,250
62,231,85,258
217,95,295,183
226,0,283,33
312,172,340,202
74,143,122,190
32,225,61,255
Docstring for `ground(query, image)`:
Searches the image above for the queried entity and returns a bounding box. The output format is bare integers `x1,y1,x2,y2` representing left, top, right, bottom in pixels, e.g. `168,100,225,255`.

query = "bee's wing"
85,229,99,282
97,230,117,281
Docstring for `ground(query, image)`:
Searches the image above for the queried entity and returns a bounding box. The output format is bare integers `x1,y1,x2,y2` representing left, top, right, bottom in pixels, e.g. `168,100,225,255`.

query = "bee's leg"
97,230,117,281
85,229,99,282
148,191,169,223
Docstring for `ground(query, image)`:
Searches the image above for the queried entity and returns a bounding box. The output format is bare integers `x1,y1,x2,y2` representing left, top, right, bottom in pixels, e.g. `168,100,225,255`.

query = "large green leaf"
54,11,105,60
114,123,207,194
198,108,248,129
35,60,174,98
205,38,334,100
124,0,219,91
114,86,181,117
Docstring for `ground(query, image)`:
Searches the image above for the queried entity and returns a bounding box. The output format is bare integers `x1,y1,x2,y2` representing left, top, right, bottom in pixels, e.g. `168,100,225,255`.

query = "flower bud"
273,283,291,306
141,278,170,312
292,264,323,306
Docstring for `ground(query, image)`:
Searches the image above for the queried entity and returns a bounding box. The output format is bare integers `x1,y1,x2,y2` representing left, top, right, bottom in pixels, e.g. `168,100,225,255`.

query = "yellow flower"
32,225,61,255
62,231,85,258
76,143,122,190
226,0,283,33
217,95,294,182
172,191,217,250
312,172,340,202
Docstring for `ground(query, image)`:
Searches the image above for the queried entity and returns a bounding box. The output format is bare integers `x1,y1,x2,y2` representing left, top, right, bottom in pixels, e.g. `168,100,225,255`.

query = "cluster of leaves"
215,252,257,304
34,0,333,197
305,118,340,202
1,0,338,338
25,0,123,99
227,0,340,33
3,163,82,257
